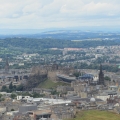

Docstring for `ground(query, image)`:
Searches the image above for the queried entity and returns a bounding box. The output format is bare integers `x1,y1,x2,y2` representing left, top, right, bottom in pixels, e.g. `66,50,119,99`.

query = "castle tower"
98,64,104,85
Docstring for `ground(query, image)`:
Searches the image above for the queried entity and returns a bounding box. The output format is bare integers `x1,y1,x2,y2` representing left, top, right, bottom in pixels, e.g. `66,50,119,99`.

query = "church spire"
5,57,9,73
100,64,102,73
98,64,104,85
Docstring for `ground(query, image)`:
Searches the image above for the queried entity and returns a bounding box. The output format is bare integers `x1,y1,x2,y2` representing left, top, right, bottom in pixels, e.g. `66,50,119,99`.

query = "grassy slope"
67,110,120,120
38,79,70,89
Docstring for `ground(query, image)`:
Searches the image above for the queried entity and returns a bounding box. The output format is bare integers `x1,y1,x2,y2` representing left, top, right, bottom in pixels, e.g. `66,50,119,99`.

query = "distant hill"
0,30,119,40
0,31,120,55
0,37,120,50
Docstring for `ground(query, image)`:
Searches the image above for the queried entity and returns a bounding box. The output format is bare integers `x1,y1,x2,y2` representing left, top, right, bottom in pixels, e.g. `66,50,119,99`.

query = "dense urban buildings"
0,32,120,119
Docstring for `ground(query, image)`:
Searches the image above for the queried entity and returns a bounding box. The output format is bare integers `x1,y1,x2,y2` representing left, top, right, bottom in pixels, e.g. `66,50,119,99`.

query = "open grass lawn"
38,79,70,89
67,110,120,120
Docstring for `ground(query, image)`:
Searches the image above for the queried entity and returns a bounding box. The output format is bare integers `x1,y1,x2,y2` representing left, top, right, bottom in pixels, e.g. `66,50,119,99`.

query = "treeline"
75,63,119,72
1,38,120,51
1,82,24,92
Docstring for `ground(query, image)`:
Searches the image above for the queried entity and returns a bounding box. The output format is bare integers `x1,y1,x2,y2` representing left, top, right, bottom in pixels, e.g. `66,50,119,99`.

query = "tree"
104,76,111,81
32,92,40,98
13,85,16,90
16,84,24,91
0,94,3,102
11,109,14,111
113,80,116,83
0,94,2,98
1,98,5,101
1,85,8,92
51,90,59,95
10,94,16,99
9,82,13,90
73,72,81,77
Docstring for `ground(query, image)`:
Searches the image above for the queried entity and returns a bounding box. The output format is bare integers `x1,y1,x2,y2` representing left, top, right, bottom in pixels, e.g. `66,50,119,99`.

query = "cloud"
0,0,120,29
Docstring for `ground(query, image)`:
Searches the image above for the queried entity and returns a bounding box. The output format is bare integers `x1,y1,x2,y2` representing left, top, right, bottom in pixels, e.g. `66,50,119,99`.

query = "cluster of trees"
104,76,111,81
73,72,81,77
0,94,5,101
1,82,24,92
10,94,17,99
0,93,17,101
74,63,119,72
51,90,60,95
1,38,120,52
38,49,62,55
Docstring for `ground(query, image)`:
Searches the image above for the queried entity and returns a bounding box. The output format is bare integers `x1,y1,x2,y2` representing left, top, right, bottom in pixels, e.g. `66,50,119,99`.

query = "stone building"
51,104,76,120
56,86,73,93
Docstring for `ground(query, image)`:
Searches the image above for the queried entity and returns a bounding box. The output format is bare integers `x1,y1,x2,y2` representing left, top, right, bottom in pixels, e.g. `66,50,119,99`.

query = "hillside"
66,110,120,120
38,79,70,89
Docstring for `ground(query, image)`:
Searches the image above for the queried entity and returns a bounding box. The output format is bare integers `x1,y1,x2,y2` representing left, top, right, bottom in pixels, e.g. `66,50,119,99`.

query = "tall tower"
5,57,9,74
98,64,104,85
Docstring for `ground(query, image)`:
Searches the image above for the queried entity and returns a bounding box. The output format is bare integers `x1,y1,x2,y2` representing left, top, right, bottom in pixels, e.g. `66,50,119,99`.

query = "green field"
66,110,120,120
38,79,70,89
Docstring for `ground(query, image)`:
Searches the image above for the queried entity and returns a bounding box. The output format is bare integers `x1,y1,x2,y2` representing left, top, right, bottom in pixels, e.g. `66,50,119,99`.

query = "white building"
27,98,71,105
97,94,109,101
17,96,31,100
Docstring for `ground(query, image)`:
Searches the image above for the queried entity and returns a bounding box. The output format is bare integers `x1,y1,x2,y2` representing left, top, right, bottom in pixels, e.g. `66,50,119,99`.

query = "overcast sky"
1,0,120,30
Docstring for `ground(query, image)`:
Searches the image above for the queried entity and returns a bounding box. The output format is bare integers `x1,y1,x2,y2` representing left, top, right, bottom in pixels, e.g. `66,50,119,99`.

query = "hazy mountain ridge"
0,30,119,40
